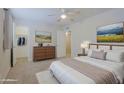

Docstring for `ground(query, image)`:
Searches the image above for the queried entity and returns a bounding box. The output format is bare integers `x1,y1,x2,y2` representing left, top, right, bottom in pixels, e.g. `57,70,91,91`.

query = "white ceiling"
10,8,112,27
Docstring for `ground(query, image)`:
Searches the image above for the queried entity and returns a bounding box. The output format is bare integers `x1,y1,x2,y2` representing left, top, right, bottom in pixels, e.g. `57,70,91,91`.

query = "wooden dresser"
33,46,55,61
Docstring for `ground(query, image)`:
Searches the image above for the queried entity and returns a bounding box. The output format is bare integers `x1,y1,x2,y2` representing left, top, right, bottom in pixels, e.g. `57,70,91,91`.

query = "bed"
37,44,124,84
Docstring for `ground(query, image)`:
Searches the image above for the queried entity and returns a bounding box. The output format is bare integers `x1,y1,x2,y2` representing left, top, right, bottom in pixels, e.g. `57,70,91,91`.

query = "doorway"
65,31,71,57
57,31,66,57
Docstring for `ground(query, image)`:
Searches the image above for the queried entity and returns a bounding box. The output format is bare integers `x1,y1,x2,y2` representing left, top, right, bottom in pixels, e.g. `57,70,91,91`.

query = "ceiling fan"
48,8,80,22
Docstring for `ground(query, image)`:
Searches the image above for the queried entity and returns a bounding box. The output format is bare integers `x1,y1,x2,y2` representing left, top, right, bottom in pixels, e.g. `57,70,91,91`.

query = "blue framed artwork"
97,23,124,42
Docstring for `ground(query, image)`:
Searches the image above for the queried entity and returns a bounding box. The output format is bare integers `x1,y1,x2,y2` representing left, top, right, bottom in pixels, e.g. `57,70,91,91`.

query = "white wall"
0,9,13,83
69,9,124,56
14,24,58,61
15,26,29,58
29,25,57,61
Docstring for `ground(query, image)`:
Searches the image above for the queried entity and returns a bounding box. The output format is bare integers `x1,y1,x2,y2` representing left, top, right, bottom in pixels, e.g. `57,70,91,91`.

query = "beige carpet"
4,58,59,84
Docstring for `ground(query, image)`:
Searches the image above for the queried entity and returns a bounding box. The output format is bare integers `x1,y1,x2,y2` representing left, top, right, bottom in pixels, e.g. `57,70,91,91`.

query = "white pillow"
106,50,124,62
90,50,106,60
87,49,92,57
87,49,104,57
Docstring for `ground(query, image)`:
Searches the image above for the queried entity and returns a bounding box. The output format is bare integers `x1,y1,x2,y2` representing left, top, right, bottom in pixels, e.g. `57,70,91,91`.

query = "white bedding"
50,61,95,84
50,56,124,84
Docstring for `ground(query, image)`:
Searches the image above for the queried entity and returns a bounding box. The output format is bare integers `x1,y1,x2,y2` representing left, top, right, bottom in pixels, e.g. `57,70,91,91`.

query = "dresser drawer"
33,46,55,61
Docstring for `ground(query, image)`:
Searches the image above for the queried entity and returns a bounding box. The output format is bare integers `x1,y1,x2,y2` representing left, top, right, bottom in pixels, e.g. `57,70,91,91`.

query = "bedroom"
0,8,124,84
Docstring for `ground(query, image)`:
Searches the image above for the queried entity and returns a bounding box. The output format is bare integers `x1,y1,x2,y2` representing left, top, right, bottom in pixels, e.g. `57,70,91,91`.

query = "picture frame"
97,22,124,42
35,31,52,43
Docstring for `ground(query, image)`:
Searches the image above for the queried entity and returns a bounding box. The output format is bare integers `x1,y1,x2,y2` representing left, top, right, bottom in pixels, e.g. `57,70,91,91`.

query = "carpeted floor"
4,58,59,84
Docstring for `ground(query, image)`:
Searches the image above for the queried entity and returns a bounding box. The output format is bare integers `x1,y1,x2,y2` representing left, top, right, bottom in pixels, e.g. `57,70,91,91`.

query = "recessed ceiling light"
60,14,67,19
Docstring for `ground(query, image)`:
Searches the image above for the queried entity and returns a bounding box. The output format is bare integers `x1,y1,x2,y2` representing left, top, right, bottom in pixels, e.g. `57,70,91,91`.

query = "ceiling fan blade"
48,14,56,16
67,11,80,16
74,11,80,14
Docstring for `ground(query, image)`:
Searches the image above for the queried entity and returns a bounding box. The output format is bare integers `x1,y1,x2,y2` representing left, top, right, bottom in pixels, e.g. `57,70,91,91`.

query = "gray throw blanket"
59,58,119,84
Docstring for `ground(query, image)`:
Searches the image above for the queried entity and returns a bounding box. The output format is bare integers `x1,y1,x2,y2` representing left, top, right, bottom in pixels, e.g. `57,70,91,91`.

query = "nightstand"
77,54,87,56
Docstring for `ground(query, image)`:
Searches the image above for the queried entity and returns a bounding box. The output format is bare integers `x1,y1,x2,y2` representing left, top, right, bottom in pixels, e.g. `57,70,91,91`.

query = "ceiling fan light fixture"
60,14,67,19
